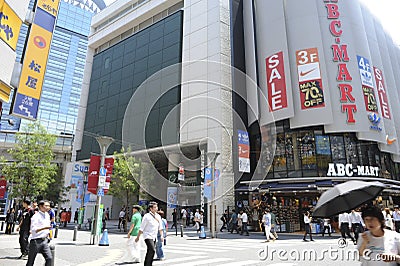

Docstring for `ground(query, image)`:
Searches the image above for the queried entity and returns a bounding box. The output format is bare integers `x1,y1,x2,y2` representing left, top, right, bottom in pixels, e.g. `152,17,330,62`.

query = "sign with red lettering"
324,0,357,124
266,51,288,112
87,155,100,195
373,67,391,119
0,176,6,199
296,48,325,109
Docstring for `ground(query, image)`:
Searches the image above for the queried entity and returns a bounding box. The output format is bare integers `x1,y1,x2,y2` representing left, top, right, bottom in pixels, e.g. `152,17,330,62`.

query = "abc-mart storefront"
232,0,400,232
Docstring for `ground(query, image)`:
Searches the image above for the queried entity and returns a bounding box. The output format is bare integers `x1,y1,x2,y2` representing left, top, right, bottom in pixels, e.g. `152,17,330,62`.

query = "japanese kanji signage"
11,0,60,119
0,0,22,50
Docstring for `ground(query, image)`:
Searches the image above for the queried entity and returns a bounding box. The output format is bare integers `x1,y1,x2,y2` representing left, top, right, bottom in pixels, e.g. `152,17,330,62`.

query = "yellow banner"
0,1,22,50
0,80,12,102
17,25,52,99
37,0,60,17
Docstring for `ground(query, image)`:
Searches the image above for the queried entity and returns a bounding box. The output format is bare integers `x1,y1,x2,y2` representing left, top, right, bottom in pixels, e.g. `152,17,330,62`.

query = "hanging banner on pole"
11,0,60,119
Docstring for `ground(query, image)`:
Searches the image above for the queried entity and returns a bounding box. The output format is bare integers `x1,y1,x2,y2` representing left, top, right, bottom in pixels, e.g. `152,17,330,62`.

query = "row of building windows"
95,1,184,54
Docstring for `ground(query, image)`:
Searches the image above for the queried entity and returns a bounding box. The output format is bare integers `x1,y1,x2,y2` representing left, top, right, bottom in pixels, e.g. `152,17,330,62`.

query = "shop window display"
344,134,359,166
330,135,346,164
315,134,331,175
298,131,317,170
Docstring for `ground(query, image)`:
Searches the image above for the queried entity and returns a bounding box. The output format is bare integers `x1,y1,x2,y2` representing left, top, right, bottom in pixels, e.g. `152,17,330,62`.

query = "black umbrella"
312,180,387,217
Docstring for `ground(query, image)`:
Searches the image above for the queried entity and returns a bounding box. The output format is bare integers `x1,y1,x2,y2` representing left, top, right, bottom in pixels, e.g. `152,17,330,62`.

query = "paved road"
0,221,362,265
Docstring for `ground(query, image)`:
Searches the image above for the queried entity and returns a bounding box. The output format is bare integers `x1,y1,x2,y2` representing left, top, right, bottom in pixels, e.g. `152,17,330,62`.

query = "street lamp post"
78,170,88,229
207,152,220,239
91,136,114,245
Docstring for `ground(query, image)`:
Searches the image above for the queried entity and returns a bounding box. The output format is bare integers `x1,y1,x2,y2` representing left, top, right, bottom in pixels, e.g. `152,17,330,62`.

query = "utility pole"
91,136,113,245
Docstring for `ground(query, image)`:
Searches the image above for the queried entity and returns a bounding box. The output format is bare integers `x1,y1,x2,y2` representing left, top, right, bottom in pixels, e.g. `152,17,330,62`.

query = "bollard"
50,244,55,266
175,223,178,236
54,225,59,238
73,225,78,241
180,224,183,237
1,221,4,231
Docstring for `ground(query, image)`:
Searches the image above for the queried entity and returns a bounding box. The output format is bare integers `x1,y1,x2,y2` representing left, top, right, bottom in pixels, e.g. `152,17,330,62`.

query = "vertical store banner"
11,0,60,119
0,0,22,50
238,130,250,173
87,155,100,195
0,176,6,199
296,48,325,110
357,55,378,114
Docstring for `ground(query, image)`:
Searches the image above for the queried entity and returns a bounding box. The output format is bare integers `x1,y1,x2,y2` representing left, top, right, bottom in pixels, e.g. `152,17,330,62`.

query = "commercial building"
75,0,400,231
0,0,105,215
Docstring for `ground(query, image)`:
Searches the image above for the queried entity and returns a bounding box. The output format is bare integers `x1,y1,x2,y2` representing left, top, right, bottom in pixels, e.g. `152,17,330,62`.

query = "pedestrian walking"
339,212,355,243
155,210,167,261
181,208,187,228
229,210,239,233
135,202,163,266
350,209,364,244
239,210,249,236
105,207,110,220
194,209,201,233
26,200,52,266
220,210,228,232
118,208,126,230
117,205,142,264
303,211,314,241
171,208,177,229
60,208,68,227
384,208,394,230
16,200,34,259
5,208,15,234
262,209,275,242
270,210,279,239
74,208,79,223
393,206,400,233
322,218,332,237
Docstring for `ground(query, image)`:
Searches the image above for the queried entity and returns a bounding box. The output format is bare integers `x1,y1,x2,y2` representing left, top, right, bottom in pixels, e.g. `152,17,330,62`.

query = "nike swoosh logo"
300,68,317,77
386,135,397,145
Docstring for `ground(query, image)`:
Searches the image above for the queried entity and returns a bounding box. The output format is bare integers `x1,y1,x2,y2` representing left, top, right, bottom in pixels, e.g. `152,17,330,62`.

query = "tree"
108,148,140,208
1,122,58,201
42,164,70,205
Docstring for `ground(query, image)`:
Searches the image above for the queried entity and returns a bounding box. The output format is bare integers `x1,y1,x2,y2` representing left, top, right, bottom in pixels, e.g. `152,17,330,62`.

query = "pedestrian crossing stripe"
171,258,234,266
165,243,244,251
218,260,263,266
153,255,207,265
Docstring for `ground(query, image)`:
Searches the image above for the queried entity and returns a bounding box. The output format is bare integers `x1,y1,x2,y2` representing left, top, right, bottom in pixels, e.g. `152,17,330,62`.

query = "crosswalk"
151,238,265,266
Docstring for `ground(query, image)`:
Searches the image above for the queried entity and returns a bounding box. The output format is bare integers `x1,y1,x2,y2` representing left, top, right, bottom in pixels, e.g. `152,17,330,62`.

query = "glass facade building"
0,0,105,145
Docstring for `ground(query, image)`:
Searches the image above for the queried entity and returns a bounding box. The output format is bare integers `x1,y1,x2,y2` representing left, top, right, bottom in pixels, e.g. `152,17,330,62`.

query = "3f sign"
297,50,318,65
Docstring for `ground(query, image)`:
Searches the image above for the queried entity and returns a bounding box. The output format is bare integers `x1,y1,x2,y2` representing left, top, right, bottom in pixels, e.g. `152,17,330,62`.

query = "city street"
0,220,362,266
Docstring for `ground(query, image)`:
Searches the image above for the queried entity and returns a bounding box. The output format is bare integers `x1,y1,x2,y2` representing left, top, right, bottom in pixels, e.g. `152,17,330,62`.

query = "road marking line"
217,260,263,266
172,258,233,266
153,255,207,265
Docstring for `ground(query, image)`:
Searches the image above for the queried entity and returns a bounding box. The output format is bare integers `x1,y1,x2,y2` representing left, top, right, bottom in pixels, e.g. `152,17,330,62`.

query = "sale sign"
266,51,288,112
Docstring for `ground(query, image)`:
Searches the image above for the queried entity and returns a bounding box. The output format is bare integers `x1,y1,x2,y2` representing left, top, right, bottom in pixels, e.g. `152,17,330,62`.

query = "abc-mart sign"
327,163,379,177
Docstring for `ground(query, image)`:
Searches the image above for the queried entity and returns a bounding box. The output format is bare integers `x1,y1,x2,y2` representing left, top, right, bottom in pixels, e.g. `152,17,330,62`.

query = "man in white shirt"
239,210,249,236
392,206,400,233
339,212,355,243
350,209,364,244
135,202,163,266
26,200,52,266
194,209,201,232
181,208,187,228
